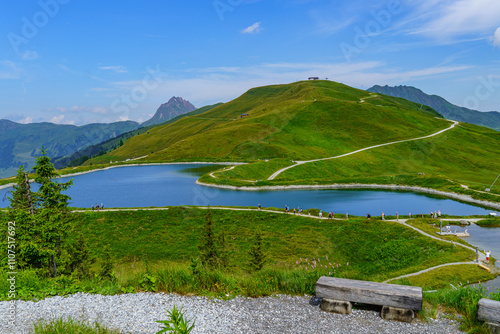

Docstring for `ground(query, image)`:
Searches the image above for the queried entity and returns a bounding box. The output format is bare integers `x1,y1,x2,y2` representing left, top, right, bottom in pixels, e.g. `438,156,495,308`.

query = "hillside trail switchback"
267,120,459,180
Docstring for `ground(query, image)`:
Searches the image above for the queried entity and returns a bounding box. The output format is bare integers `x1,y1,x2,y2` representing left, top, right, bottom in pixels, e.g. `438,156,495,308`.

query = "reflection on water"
452,223,500,290
177,164,226,176
0,165,498,217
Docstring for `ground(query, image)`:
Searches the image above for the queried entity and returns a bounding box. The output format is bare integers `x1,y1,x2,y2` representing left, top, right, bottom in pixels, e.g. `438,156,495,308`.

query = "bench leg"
485,322,500,334
320,298,352,315
381,306,415,323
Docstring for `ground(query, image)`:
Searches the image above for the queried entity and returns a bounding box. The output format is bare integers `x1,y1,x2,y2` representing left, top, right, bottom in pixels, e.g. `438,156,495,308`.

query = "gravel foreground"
1,293,463,334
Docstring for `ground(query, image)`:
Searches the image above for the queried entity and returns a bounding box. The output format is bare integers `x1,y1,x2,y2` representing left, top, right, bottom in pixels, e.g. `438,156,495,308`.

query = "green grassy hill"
80,80,500,202
87,80,445,165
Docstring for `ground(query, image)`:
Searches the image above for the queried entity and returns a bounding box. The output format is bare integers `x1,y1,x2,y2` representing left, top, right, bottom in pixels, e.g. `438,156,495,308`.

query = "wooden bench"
316,276,422,322
478,298,500,333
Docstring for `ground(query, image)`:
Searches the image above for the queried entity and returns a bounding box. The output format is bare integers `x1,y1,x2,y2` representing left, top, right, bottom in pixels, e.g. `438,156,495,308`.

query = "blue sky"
1,0,499,125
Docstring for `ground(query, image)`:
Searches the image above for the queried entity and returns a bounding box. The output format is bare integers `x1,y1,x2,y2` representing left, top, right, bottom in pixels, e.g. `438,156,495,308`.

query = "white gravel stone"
0,293,464,333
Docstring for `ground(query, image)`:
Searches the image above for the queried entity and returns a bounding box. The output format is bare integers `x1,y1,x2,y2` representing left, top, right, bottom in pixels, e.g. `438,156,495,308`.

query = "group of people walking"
278,204,447,222
92,203,104,211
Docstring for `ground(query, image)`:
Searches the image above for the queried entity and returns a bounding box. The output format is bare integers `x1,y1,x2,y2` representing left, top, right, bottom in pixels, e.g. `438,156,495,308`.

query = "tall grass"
424,286,500,333
31,317,122,334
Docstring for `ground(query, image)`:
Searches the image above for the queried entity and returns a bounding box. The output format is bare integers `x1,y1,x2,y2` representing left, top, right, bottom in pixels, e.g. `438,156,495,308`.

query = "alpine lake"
1,164,499,287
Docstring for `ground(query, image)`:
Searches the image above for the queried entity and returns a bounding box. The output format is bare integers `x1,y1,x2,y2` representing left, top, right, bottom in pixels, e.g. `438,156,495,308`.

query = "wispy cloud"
21,51,40,60
0,61,23,80
109,61,471,108
99,65,128,73
401,0,500,42
493,27,500,47
242,22,262,34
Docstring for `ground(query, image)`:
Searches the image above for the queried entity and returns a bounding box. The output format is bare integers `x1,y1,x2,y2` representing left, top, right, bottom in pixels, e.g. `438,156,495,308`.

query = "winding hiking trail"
267,120,459,180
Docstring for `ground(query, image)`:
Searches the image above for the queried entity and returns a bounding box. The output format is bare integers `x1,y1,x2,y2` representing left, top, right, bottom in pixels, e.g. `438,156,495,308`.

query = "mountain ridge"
367,85,500,132
0,119,140,178
141,96,196,127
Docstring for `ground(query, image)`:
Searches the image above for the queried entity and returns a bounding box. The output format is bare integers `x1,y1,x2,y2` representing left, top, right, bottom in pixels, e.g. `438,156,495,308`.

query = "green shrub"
156,304,195,334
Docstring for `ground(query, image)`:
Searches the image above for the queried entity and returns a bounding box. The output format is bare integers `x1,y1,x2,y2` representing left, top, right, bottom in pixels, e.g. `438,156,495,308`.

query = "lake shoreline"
197,180,500,211
2,161,499,212
0,162,246,190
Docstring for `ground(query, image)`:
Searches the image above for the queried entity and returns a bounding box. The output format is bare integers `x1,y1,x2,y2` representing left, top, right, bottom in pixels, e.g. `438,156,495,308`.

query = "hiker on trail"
396,212,399,221
409,212,412,219
91,205,94,211
319,210,323,218
367,213,371,219
486,250,491,264
346,212,349,219
258,204,261,210
438,210,441,218
381,212,385,220
430,212,434,219
101,203,104,210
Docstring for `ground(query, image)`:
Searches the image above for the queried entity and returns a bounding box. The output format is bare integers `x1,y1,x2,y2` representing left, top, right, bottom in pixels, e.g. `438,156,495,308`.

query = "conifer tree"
198,208,219,269
248,230,266,272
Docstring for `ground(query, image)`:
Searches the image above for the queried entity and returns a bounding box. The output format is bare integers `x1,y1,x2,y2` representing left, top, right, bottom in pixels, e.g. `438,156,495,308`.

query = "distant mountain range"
0,97,197,178
0,120,139,178
367,85,500,132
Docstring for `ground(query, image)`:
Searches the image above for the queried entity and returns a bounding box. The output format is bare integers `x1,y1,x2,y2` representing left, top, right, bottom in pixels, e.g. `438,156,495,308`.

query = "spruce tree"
248,230,266,272
198,208,219,269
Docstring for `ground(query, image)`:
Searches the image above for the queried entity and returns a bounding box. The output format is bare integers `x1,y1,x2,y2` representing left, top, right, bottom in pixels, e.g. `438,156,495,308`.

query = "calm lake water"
0,164,498,216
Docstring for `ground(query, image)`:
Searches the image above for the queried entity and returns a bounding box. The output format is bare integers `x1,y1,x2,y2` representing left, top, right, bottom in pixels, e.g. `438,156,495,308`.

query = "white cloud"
242,22,262,34
50,115,65,124
99,65,128,73
494,27,500,47
19,116,33,124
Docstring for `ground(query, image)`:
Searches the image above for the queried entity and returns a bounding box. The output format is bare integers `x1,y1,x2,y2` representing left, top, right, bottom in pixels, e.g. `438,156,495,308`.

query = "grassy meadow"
2,207,495,302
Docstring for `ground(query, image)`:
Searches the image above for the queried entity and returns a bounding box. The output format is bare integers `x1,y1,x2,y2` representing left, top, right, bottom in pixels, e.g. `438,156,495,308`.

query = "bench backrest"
316,276,423,310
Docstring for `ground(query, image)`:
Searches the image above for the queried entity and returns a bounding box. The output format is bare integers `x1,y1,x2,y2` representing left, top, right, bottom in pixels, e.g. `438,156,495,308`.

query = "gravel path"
1,293,463,334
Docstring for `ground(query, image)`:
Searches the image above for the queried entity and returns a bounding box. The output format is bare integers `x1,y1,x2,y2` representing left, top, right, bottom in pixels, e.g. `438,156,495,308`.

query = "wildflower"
306,267,308,270
326,255,328,261
300,258,302,261
325,265,327,269
347,262,349,266
296,261,299,264
329,272,332,275
329,263,332,266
